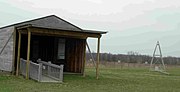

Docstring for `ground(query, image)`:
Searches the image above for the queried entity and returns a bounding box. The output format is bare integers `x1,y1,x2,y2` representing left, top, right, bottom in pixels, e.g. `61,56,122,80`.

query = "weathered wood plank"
0,27,14,72
83,40,87,76
26,29,31,79
16,32,21,76
12,29,16,74
96,37,100,79
19,27,101,38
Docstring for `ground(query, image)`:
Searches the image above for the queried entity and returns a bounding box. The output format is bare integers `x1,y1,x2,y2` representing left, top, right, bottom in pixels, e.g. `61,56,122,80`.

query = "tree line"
86,51,180,65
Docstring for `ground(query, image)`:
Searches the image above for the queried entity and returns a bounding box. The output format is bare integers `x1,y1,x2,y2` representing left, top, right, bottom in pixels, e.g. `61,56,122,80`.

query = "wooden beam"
96,37,100,79
26,29,31,79
83,40,87,77
16,32,21,76
16,24,32,30
20,31,87,39
19,27,101,38
86,42,96,68
12,29,16,74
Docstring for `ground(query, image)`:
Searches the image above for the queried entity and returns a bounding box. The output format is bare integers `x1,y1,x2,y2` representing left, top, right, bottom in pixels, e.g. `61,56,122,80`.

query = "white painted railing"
20,58,64,82
37,59,64,82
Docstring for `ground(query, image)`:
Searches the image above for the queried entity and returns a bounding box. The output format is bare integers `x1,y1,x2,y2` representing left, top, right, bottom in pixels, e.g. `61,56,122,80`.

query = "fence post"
38,63,42,82
48,61,51,75
19,58,25,75
37,58,41,63
37,59,42,82
59,65,64,82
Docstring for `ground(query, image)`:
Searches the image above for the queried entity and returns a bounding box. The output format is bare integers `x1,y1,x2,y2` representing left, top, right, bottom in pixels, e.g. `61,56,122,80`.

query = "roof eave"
16,25,103,38
83,29,108,34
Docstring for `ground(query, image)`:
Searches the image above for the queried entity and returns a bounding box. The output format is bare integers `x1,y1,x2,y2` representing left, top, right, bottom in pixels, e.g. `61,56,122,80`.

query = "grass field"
0,67,180,92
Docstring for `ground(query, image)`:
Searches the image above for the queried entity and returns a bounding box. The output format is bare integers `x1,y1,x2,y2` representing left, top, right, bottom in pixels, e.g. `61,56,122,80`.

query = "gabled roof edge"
0,15,53,29
0,15,82,31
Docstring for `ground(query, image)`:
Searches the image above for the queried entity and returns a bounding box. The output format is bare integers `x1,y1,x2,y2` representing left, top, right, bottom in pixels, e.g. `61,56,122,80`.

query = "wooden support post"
96,37,100,79
83,40,87,77
12,30,16,74
38,63,42,82
26,29,31,79
16,32,21,76
59,65,64,82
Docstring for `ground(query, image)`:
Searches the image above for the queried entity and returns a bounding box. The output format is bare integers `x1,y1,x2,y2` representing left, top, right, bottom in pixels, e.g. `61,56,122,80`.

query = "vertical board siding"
66,38,85,73
0,27,14,72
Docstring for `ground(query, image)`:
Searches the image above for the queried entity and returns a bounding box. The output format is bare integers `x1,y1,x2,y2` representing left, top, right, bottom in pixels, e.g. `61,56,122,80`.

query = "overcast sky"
1,0,180,57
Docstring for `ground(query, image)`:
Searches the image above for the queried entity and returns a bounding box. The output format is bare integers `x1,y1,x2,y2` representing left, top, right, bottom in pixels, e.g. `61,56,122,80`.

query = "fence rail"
20,58,63,82
37,59,63,82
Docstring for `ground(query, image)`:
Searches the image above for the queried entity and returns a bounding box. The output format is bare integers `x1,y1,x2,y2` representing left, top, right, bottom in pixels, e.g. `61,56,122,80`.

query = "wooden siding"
66,38,86,73
0,27,14,72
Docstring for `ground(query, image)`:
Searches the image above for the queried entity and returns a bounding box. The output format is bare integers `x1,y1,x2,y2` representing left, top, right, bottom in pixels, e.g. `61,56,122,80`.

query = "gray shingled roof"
0,15,107,34
15,15,82,31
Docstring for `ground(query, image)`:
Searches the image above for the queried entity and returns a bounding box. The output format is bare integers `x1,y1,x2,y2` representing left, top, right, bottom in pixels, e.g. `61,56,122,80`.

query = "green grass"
0,67,180,92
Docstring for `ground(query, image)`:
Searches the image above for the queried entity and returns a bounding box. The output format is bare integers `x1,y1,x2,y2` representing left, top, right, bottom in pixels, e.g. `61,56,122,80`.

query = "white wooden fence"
20,58,64,82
